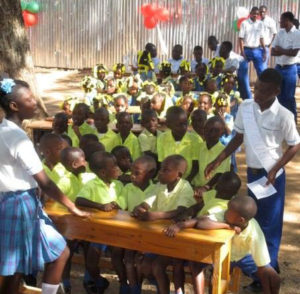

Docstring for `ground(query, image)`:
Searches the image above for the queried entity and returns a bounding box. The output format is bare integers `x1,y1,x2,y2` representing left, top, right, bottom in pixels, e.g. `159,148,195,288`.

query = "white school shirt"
152,56,160,73
234,99,300,168
0,119,43,192
168,57,184,74
224,51,244,72
191,58,209,72
212,44,220,58
261,15,277,46
272,26,300,66
239,19,264,48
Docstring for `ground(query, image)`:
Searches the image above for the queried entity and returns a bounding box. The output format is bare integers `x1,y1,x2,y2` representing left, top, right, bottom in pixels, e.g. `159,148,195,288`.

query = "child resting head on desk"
165,195,281,294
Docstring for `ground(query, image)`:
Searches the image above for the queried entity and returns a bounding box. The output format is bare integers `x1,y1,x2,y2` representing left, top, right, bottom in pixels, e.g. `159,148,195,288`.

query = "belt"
248,167,265,175
244,46,259,49
276,64,295,69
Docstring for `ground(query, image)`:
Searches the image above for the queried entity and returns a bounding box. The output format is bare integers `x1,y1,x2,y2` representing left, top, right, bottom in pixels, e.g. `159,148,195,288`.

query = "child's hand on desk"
163,223,182,237
101,202,116,212
69,206,91,218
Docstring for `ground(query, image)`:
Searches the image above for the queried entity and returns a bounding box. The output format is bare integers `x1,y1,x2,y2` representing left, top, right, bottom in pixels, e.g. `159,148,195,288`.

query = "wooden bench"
45,205,236,294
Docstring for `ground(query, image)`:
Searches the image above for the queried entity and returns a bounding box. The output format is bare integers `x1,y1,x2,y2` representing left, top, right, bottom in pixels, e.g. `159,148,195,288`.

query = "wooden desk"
46,206,234,294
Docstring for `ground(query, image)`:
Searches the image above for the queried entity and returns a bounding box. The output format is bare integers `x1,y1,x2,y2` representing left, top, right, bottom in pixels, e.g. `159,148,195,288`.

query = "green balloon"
26,1,40,13
21,1,27,10
233,19,238,32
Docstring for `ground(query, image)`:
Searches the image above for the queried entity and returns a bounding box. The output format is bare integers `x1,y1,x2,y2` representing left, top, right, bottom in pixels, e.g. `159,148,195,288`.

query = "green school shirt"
97,129,119,152
138,129,161,154
67,122,97,147
118,181,157,212
116,132,142,160
145,179,196,212
157,130,198,178
197,196,229,217
192,141,231,187
43,161,66,183
77,176,123,205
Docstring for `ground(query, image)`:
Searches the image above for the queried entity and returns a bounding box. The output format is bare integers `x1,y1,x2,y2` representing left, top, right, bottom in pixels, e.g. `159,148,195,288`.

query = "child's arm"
194,173,222,202
164,218,199,237
195,216,233,230
186,160,199,183
75,197,117,212
257,266,280,294
173,202,204,222
135,209,179,221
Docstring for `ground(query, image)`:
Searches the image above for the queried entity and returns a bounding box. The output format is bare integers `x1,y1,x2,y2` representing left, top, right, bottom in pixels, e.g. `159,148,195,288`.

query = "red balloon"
144,16,157,29
156,7,169,22
141,3,158,17
237,17,248,30
23,10,38,27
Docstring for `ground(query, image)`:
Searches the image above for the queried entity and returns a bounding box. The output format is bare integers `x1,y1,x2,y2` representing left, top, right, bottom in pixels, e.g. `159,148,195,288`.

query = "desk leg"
212,248,222,294
221,247,231,293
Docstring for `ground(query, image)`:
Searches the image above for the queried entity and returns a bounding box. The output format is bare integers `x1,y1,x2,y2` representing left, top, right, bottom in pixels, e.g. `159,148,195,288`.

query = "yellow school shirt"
118,181,157,212
156,98,174,119
157,130,198,178
197,196,228,216
145,179,196,212
209,211,271,266
67,122,97,147
77,176,123,204
116,132,142,160
138,129,161,154
192,141,231,187
43,161,66,183
97,129,119,152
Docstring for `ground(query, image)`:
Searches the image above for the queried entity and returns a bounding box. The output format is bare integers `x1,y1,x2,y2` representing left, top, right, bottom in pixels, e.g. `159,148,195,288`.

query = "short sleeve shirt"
239,19,264,48
261,15,277,46
116,132,142,160
168,57,184,74
138,129,161,153
67,122,97,147
157,130,199,178
0,119,43,192
43,162,66,183
145,179,196,212
197,198,228,216
234,99,300,168
97,129,119,152
209,211,271,266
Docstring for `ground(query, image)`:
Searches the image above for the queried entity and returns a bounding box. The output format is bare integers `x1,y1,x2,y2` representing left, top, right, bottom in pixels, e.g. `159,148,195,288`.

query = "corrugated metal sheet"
28,0,300,72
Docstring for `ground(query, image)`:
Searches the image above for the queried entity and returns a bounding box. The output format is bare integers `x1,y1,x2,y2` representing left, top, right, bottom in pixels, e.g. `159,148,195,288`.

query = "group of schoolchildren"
37,46,280,294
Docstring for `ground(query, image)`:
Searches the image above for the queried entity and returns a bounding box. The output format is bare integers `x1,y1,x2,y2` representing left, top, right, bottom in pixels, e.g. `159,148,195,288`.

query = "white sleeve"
270,19,277,34
282,112,300,146
13,136,43,176
239,22,246,38
272,33,279,47
233,103,245,133
292,31,300,49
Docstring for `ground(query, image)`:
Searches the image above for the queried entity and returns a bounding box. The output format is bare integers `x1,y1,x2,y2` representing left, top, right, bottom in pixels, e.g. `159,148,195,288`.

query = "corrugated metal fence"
28,0,299,72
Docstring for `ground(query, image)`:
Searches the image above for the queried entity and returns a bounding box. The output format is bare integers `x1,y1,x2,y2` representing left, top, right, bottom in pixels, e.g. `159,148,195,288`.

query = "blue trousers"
275,64,297,120
297,63,300,79
247,168,286,272
244,47,266,77
238,60,252,99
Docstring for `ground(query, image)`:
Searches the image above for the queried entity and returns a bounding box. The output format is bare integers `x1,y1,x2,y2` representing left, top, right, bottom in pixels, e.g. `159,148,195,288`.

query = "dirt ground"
34,67,300,294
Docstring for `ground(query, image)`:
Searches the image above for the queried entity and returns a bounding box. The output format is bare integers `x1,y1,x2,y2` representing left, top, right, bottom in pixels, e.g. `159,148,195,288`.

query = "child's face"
198,95,212,113
172,46,182,60
215,104,227,116
212,61,223,76
181,97,194,113
150,95,163,112
206,80,217,94
191,115,206,137
45,139,67,164
167,113,188,139
144,85,155,95
70,151,87,174
114,98,128,113
204,121,224,144
158,161,180,185
72,107,87,126
223,78,235,93
106,80,116,94
224,202,245,227
142,116,158,134
52,117,68,134
115,150,132,173
254,80,280,109
94,112,109,132
193,49,203,62
15,87,37,120
179,80,192,93
116,115,133,136
128,85,139,96
97,71,106,80
102,157,121,181
131,162,151,188
114,70,122,79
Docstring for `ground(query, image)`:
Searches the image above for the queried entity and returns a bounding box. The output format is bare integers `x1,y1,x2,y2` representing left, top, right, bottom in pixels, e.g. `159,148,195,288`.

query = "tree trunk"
0,0,48,118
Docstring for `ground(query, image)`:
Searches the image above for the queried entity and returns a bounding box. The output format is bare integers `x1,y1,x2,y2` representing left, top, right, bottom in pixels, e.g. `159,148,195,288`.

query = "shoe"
243,281,263,293
83,278,109,294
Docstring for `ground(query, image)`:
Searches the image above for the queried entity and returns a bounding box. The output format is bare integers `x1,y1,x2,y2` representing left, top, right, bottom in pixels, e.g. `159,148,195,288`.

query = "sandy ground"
34,67,300,294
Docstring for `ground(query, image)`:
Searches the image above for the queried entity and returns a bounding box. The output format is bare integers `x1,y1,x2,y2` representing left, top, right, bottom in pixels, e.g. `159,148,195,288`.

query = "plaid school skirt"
0,189,66,276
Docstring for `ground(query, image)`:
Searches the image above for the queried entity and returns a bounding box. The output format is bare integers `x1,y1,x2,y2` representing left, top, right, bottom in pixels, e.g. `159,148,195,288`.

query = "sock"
130,284,142,294
119,283,130,294
83,270,93,283
41,283,59,294
62,278,71,289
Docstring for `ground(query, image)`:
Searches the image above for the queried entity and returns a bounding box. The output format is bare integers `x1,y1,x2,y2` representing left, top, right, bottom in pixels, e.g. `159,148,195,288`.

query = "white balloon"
237,6,249,19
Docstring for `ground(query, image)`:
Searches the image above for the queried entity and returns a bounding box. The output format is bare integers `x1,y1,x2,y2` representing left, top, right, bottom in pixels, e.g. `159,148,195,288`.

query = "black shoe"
243,281,263,293
84,279,109,294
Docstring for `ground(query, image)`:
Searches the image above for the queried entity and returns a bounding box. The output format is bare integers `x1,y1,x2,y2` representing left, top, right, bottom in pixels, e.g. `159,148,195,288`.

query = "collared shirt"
224,51,244,72
272,26,300,66
67,122,97,147
209,211,270,266
138,129,161,153
77,176,123,204
212,44,221,58
116,132,142,160
118,181,158,212
168,57,184,74
261,15,277,46
191,58,209,72
152,57,160,73
157,130,199,178
43,161,66,183
239,18,264,48
97,129,119,152
192,141,231,187
145,179,195,212
234,99,300,168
